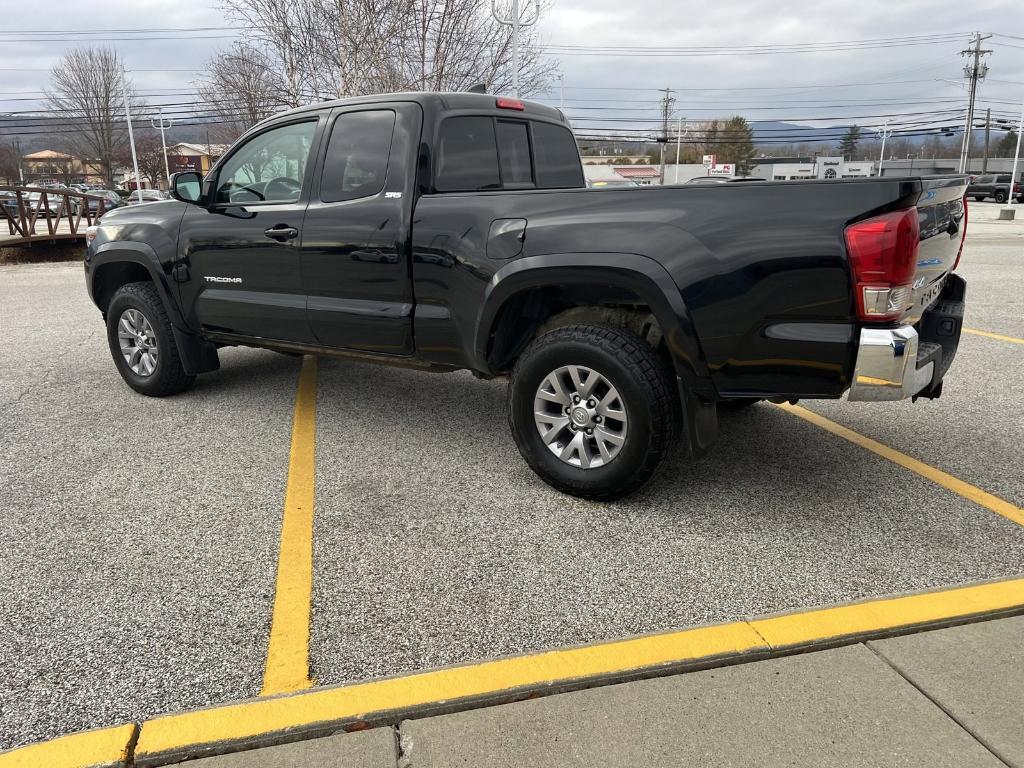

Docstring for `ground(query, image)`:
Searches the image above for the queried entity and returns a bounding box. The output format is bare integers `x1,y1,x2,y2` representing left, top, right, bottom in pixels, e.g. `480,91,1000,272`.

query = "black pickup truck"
84,92,969,500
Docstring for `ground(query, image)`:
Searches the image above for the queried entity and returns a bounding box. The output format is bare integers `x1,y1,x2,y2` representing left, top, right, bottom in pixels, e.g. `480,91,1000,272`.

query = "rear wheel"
974,196,986,202
106,282,195,397
994,190,1008,204
508,324,678,501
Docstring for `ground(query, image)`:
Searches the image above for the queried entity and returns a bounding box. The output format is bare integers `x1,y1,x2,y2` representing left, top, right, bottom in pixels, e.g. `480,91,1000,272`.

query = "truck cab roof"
259,91,568,129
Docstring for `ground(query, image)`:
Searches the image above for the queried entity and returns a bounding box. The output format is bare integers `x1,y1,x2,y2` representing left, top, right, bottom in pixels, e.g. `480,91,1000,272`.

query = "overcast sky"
1,0,1022,139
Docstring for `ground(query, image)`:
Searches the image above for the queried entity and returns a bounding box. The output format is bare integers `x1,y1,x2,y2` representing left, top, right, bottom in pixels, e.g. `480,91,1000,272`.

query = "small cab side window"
215,120,317,205
436,116,500,192
532,122,585,188
320,110,397,203
496,120,533,187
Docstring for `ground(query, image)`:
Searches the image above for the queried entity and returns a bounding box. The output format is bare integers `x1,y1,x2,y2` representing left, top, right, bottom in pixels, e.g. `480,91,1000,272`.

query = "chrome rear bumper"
847,327,934,401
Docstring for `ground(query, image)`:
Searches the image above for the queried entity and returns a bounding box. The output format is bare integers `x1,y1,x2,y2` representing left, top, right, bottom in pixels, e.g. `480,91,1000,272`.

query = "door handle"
264,225,299,241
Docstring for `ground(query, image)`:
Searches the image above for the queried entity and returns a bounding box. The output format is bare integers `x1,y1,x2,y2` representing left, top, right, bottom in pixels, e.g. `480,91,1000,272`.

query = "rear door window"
436,116,500,192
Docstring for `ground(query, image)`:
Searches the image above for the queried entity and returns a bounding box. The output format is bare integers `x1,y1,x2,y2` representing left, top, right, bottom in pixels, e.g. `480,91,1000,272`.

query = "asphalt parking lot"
1,202,1022,752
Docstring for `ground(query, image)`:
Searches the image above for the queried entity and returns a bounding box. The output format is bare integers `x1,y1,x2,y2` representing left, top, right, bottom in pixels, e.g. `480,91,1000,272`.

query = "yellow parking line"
261,355,319,696
6,578,1023,766
124,577,1018,763
778,403,1024,527
963,327,1024,345
0,724,136,768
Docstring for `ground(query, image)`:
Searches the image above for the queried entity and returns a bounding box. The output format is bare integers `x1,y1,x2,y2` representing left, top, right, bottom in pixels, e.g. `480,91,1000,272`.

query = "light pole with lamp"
998,93,1024,221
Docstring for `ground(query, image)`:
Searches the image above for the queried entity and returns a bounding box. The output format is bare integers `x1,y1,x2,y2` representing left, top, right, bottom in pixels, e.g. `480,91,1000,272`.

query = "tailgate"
907,176,968,324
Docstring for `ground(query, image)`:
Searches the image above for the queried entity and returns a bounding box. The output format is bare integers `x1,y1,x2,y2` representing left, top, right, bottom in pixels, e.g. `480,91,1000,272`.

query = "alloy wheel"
533,364,628,469
117,308,159,376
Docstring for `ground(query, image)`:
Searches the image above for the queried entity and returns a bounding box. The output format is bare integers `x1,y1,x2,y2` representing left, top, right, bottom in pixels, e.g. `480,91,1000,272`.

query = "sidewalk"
178,615,1024,768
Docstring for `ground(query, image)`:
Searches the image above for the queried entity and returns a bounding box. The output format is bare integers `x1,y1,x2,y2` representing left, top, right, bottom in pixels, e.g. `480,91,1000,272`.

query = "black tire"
106,281,195,397
974,196,986,202
994,190,1008,204
718,398,761,410
508,324,679,501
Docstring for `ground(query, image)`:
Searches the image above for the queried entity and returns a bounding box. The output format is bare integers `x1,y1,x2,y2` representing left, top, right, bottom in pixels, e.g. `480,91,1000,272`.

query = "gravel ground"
1,233,1022,750
0,264,296,750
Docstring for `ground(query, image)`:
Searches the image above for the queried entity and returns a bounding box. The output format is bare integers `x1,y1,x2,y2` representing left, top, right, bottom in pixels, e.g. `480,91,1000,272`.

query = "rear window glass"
497,120,533,186
436,116,500,192
533,122,584,188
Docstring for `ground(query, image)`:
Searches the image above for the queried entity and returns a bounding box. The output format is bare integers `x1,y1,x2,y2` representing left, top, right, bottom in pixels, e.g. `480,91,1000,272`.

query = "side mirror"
169,171,203,204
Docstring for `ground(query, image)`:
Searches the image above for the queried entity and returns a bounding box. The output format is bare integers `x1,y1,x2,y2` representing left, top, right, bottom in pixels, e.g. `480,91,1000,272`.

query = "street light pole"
999,93,1024,220
121,67,143,204
151,107,174,190
491,0,538,97
875,120,892,176
674,116,683,184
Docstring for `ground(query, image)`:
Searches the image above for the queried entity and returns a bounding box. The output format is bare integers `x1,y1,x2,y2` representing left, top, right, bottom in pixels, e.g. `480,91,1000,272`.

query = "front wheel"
508,324,679,501
106,282,195,397
994,190,1008,204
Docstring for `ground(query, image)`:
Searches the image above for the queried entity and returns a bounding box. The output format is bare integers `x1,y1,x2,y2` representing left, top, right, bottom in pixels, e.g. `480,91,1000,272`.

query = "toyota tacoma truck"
84,92,969,500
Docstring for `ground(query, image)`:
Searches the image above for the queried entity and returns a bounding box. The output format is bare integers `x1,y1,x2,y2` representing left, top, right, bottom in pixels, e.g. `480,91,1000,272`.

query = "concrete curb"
2,576,1022,768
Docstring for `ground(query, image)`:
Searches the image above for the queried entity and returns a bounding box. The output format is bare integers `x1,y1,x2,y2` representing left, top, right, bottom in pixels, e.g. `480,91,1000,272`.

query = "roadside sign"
702,154,716,168
709,163,734,176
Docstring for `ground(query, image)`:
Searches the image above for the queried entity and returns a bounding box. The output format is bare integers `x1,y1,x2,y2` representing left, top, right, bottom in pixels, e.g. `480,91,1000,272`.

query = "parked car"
73,190,125,217
966,173,1023,203
0,191,19,217
26,191,70,216
125,189,170,205
83,91,970,500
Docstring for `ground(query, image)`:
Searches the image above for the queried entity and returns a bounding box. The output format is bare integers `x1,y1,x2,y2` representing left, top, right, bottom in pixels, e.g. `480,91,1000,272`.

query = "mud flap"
171,325,220,376
678,380,718,459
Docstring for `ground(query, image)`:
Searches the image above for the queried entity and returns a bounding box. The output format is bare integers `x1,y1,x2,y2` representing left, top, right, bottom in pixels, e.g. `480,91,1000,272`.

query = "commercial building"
21,150,102,185
877,157,1022,177
166,142,228,175
750,156,875,180
583,163,732,186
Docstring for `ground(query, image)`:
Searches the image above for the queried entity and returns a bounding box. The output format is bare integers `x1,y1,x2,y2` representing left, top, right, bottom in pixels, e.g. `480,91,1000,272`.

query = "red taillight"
844,207,920,322
953,196,968,271
496,97,525,111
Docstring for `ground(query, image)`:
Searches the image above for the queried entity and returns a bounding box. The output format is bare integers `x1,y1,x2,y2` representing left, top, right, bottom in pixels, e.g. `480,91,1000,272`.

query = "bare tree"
114,133,169,187
214,0,557,103
197,43,289,142
47,46,142,188
398,0,556,96
0,143,20,184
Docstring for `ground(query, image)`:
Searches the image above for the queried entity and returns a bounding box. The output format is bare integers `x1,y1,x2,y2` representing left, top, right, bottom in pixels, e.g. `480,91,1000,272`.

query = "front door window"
215,121,317,205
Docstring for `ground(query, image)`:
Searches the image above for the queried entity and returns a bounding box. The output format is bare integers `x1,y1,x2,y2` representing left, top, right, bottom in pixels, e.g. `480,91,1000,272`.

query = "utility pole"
491,0,539,97
151,107,174,190
658,87,673,185
982,107,991,173
13,136,24,184
558,74,564,110
958,32,992,173
122,68,143,204
875,120,893,176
